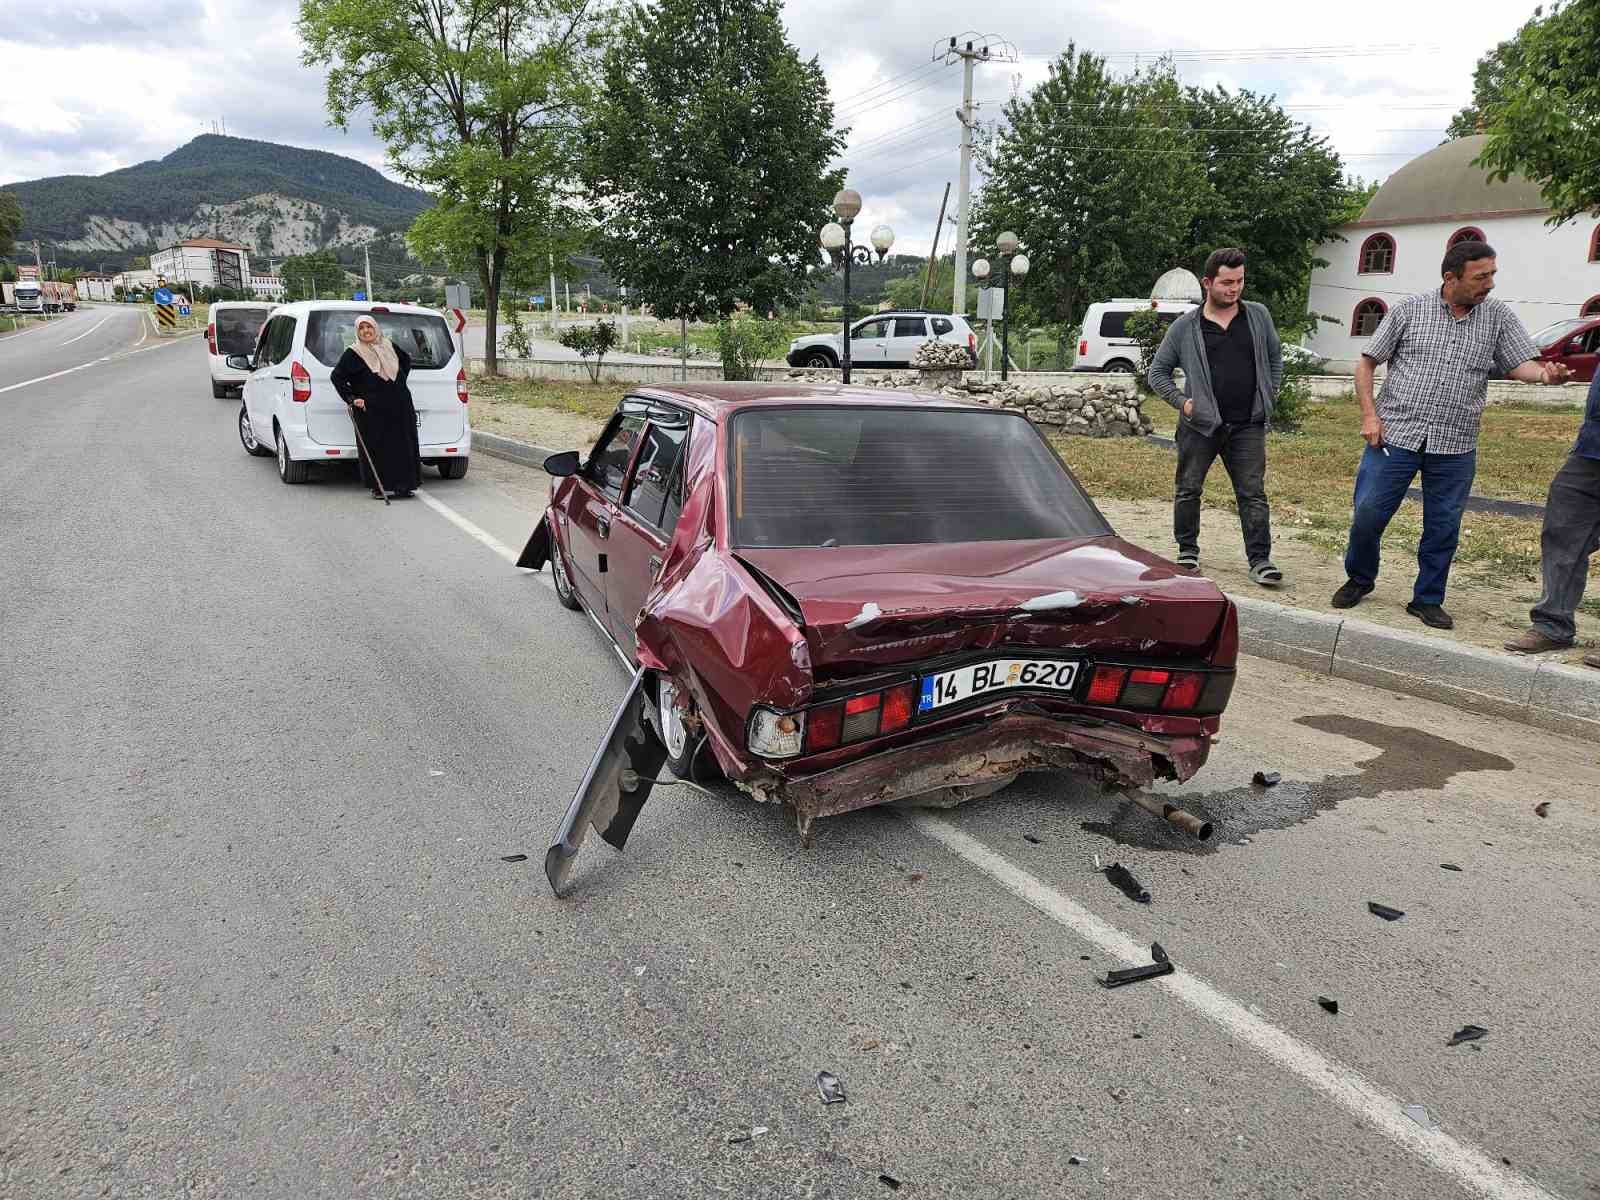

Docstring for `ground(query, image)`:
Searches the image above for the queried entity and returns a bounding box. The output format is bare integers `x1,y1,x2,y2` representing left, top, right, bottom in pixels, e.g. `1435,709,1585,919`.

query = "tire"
212,380,230,399
239,405,272,457
275,426,309,484
652,674,719,781
437,456,469,479
548,522,583,611
802,350,838,369
1103,358,1136,374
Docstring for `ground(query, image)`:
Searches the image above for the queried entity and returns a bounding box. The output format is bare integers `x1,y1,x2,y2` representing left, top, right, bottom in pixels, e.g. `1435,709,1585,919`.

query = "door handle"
596,515,611,538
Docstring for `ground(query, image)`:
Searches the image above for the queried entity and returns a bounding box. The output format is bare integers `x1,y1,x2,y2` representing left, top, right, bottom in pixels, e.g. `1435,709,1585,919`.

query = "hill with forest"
5,135,433,269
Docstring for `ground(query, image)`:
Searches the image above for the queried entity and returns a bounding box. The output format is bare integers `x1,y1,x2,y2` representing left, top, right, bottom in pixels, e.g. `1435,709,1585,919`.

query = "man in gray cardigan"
1147,247,1285,586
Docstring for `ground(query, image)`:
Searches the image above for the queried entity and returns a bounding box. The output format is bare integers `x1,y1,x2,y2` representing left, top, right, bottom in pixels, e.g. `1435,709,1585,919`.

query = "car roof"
267,300,448,318
624,381,999,422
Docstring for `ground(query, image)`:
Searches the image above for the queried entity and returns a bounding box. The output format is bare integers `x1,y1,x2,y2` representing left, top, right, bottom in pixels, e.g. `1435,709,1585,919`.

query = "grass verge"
470,376,622,422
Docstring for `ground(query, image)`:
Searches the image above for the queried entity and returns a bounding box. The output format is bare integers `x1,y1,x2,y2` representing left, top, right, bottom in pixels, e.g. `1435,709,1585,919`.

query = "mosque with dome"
1302,134,1600,372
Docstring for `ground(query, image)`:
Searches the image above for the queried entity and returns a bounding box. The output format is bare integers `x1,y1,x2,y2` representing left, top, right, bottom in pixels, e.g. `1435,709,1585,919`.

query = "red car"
521,384,1239,893
1531,315,1600,384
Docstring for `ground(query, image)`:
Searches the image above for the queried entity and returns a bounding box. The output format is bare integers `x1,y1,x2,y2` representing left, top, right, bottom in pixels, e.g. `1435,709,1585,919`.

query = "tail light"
1085,664,1227,714
785,681,922,757
206,323,217,355
290,360,312,402
456,367,469,404
967,332,977,357
1079,339,1089,358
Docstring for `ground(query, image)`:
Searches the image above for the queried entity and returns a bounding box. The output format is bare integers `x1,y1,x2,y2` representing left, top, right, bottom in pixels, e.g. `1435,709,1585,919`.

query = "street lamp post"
972,232,1030,381
820,189,894,384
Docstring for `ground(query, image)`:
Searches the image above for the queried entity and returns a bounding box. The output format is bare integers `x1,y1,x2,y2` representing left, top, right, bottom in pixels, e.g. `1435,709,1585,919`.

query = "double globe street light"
971,231,1030,381
820,188,894,384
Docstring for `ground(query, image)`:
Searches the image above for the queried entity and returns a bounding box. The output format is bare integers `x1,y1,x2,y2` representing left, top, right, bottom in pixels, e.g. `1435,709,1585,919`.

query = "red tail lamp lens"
1129,669,1170,686
844,694,880,715
1087,666,1127,705
880,684,916,733
841,692,881,742
206,323,217,355
1161,671,1205,711
456,366,469,404
804,704,843,752
1079,339,1089,357
290,360,312,402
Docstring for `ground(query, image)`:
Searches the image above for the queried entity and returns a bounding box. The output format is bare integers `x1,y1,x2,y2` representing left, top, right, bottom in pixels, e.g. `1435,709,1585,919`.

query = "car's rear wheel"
437,457,468,479
548,523,583,611
802,350,837,369
239,406,272,457
276,426,309,484
653,675,719,781
1103,358,1135,374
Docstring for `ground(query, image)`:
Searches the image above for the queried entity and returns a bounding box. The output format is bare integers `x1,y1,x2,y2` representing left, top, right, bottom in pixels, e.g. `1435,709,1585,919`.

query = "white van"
208,301,276,398
1073,298,1196,373
233,301,472,483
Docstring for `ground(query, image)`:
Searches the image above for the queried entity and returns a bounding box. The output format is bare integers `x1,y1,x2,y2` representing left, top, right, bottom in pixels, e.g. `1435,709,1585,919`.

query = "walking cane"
349,402,390,506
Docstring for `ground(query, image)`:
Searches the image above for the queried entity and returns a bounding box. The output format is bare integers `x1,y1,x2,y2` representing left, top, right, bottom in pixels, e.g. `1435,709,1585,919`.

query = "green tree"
1180,86,1348,341
559,319,617,381
279,249,348,299
1476,0,1600,221
1445,28,1528,140
973,48,1208,369
579,0,845,356
0,190,21,258
298,0,604,375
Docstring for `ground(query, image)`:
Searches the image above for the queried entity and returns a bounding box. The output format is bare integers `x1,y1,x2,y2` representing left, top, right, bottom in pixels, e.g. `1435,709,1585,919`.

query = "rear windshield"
306,310,456,371
215,307,271,353
728,406,1108,547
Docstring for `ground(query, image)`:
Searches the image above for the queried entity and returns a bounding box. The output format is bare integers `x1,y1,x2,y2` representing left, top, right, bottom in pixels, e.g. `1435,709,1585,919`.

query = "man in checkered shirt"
1330,240,1571,629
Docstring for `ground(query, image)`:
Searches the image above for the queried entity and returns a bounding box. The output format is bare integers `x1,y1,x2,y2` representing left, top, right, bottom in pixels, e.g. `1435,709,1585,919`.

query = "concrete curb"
474,427,1598,739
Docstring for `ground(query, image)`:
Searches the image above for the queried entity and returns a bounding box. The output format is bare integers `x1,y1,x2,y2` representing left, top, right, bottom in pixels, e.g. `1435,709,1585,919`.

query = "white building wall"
150,246,253,292
1305,213,1600,372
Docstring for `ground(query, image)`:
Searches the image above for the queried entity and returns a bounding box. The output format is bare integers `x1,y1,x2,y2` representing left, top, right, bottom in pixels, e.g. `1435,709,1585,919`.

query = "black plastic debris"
878,1175,901,1191
817,1071,846,1105
1367,901,1406,921
1023,834,1042,844
500,854,528,863
1104,862,1151,904
1439,863,1463,872
1317,996,1339,1015
1101,961,1175,988
1151,941,1169,963
1253,770,1281,787
1447,1024,1488,1046
1068,1155,1088,1166
727,1126,768,1145
1534,801,1550,818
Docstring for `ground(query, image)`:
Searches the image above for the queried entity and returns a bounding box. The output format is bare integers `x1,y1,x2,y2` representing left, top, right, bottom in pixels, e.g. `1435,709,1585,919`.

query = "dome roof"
1151,267,1202,302
1359,135,1546,225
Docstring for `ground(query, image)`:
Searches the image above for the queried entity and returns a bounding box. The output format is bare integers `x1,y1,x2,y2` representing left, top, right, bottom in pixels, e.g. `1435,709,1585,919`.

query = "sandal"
1175,552,1200,570
1250,561,1284,587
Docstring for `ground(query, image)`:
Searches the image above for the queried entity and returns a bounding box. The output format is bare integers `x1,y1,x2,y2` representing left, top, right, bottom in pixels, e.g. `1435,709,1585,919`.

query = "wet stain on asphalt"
1081,715,1515,854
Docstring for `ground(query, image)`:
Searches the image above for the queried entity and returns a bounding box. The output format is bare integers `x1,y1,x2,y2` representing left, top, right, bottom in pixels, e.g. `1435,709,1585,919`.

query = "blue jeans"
1342,443,1477,606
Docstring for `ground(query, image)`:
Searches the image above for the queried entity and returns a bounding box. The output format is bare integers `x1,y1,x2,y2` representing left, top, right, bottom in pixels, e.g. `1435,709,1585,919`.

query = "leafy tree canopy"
1445,28,1528,141
0,190,21,258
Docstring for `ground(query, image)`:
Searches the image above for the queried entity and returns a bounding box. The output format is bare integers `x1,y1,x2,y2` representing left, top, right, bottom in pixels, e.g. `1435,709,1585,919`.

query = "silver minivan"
234,301,472,483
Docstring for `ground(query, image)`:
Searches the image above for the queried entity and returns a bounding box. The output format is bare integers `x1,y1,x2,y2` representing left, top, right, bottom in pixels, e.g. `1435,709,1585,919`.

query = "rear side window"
623,419,691,532
729,407,1108,547
931,318,954,335
305,310,456,370
1098,311,1130,338
893,317,927,338
217,307,271,353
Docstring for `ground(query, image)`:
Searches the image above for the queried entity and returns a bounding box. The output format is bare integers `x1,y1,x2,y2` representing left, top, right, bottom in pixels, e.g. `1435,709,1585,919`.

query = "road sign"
353,291,366,302
153,287,174,306
155,303,177,330
444,283,471,310
533,295,545,306
449,308,467,335
178,304,191,317
976,287,1003,319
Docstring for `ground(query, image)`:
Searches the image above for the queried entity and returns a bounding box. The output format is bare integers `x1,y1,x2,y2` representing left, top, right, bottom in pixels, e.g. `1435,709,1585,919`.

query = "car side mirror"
543,450,581,477
226,354,254,371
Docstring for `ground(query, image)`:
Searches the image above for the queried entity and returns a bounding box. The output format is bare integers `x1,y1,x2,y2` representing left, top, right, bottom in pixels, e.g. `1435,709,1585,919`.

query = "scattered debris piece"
1367,901,1406,922
1534,802,1550,818
500,854,528,863
1101,962,1175,989
1107,1087,1128,1103
1151,942,1168,963
1252,771,1281,787
1439,863,1463,872
634,966,647,977
860,1040,880,1051
816,1071,846,1105
1402,1104,1434,1131
1317,996,1339,1015
1236,836,1252,846
1446,1024,1488,1046
1501,1157,1512,1166
429,770,445,777
878,1174,902,1191
1023,834,1042,845
1079,955,1091,961
907,872,926,883
727,1126,770,1144
1068,1155,1088,1166
1092,852,1102,870
1104,862,1151,904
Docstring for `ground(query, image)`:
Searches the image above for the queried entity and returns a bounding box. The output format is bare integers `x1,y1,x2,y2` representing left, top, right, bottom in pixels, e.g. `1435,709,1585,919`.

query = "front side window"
728,406,1109,548
853,318,890,340
623,418,691,532
587,414,646,498
253,317,278,364
305,310,455,370
893,317,927,338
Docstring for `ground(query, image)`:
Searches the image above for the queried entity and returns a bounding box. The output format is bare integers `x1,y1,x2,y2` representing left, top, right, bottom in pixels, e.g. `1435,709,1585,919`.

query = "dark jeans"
1531,452,1600,643
1342,442,1476,606
1174,421,1271,565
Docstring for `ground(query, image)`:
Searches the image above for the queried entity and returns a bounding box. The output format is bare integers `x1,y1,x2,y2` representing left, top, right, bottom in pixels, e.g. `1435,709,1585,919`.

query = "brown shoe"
1503,627,1574,654
1585,652,1600,670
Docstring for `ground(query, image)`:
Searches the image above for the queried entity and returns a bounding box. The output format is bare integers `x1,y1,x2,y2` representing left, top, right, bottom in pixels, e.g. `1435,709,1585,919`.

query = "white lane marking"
58,316,111,346
0,332,197,395
414,488,552,589
905,812,1558,1200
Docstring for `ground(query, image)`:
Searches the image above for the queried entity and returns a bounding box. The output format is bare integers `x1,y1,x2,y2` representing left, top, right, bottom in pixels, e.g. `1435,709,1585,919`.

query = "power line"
1014,42,1441,62
1314,280,1597,308
835,72,953,123
831,60,944,109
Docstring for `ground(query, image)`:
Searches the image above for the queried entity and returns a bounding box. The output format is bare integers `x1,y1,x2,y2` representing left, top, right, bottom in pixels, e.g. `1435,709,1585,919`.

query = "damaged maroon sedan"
519,383,1238,894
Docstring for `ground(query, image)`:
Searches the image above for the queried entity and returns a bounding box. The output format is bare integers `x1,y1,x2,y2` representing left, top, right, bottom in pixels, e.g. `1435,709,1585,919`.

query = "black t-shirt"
1201,307,1257,425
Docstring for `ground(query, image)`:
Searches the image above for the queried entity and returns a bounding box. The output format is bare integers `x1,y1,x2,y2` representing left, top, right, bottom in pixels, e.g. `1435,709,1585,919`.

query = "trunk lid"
738,536,1230,679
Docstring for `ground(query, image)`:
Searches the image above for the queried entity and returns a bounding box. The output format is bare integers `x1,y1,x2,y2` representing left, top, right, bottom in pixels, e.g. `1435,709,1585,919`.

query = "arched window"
1448,226,1486,249
1352,298,1388,337
1358,233,1396,274
1590,226,1600,263
1583,295,1600,318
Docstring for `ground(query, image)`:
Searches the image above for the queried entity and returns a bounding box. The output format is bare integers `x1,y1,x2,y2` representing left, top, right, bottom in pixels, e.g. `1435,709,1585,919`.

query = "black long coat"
330,346,422,494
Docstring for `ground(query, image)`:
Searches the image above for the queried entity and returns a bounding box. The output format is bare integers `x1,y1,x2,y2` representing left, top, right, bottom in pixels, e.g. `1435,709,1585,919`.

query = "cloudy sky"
0,0,1534,255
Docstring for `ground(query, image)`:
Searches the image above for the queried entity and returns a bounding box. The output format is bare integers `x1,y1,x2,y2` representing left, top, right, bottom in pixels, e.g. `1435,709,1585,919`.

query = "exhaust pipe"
1128,791,1212,841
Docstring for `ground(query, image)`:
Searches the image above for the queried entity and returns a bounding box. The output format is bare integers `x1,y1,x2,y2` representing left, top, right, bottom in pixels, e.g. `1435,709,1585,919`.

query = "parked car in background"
231,301,471,482
521,383,1238,889
1530,315,1600,384
787,311,977,369
1073,299,1195,373
207,301,276,398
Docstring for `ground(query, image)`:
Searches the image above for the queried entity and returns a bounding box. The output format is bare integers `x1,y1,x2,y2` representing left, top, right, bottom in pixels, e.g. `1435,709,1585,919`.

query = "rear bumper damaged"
741,712,1211,821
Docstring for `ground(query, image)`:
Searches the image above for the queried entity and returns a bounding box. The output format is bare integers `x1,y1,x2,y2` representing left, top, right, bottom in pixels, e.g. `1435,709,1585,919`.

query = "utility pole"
936,35,1015,316
549,251,558,336
33,240,43,277
363,244,373,301
920,182,951,310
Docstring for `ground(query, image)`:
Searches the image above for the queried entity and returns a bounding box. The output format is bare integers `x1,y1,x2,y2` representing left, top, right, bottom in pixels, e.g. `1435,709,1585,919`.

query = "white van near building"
1072,298,1196,373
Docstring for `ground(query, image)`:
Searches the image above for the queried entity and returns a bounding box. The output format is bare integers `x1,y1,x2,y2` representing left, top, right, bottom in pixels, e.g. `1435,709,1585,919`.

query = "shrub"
501,293,531,358
1123,306,1167,391
1273,352,1313,432
558,319,617,381
717,314,792,381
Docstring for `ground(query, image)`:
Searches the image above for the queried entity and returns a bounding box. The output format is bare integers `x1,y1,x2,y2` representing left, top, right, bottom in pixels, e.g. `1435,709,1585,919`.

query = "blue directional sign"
178,304,191,317
153,287,174,305
533,294,546,306
353,290,367,301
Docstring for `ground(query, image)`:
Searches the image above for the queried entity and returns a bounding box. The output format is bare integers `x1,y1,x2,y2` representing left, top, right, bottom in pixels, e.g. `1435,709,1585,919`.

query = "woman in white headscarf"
330,313,422,498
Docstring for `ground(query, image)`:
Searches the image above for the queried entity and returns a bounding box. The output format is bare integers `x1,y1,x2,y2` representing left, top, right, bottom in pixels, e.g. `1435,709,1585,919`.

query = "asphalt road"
3,329,1599,1199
